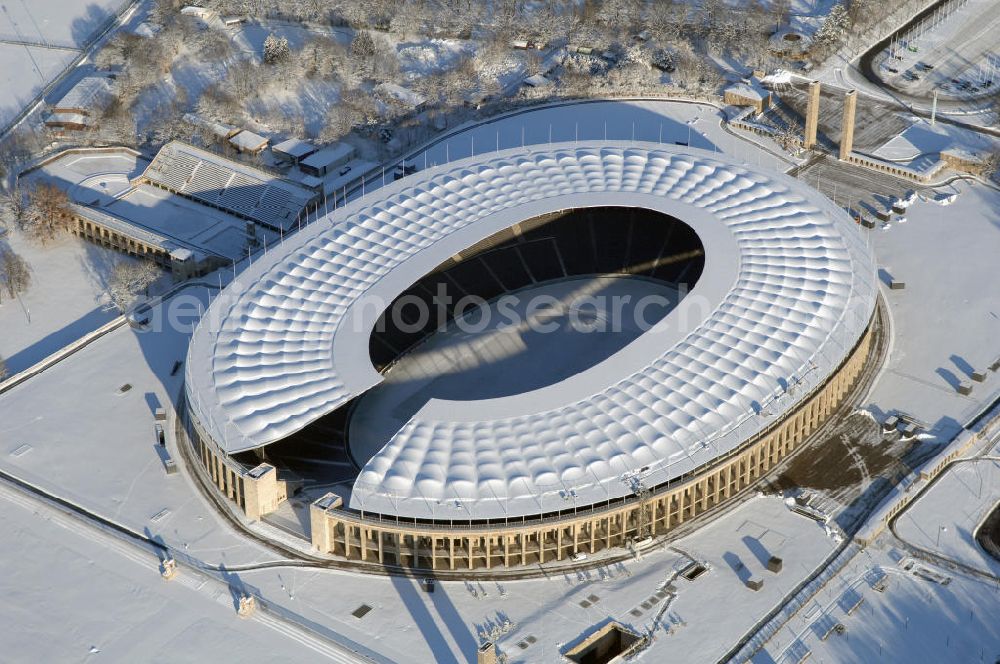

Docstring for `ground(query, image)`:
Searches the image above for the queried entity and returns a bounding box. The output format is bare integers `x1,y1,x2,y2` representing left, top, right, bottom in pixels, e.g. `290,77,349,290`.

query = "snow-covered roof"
139,141,314,231
185,142,877,520
524,74,553,87
52,75,115,114
183,113,237,139
724,79,769,103
300,143,355,169
228,130,269,153
45,112,91,127
375,82,427,108
272,138,317,160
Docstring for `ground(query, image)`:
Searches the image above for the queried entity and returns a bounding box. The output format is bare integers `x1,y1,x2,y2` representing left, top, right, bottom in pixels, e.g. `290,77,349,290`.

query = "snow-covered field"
0,286,279,568
0,228,121,374
0,0,124,48
0,44,77,127
0,0,129,127
0,485,330,663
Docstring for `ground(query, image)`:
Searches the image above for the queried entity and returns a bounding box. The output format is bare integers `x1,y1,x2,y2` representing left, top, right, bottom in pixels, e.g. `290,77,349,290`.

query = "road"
872,0,1000,103
842,0,1000,117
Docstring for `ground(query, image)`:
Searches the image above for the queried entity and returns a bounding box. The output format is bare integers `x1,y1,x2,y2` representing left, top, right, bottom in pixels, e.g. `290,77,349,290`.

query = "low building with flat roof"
229,130,269,155
272,138,317,164
724,78,771,114
299,143,355,177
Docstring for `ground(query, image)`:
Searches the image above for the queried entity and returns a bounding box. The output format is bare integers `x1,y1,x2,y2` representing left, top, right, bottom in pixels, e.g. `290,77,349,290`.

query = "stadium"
182,142,879,572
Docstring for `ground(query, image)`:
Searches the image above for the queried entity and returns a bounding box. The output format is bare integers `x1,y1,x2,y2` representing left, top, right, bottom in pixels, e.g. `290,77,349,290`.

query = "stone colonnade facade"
306,316,876,571
186,411,290,521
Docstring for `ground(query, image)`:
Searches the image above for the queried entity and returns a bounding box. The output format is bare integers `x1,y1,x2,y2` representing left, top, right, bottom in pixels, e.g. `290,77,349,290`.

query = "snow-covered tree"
350,31,376,59
815,3,851,50
0,247,31,302
108,260,160,311
2,183,26,230
22,182,73,244
263,33,290,64
646,2,686,42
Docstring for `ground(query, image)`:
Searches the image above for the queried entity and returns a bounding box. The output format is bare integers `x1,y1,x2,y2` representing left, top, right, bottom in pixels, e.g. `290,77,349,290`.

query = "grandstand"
136,141,316,232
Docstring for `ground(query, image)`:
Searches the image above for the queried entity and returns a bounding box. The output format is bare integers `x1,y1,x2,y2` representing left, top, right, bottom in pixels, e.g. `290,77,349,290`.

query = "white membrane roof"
185,142,877,520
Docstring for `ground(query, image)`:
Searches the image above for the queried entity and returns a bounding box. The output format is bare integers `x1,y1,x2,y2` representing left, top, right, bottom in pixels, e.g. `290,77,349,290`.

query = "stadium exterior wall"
304,316,876,571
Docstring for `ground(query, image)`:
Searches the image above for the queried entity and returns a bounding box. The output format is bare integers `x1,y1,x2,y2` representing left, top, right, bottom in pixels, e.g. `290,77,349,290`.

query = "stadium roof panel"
185,142,877,520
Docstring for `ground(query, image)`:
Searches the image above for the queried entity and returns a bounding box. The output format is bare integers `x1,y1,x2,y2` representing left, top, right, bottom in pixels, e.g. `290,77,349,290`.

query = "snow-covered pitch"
185,142,877,520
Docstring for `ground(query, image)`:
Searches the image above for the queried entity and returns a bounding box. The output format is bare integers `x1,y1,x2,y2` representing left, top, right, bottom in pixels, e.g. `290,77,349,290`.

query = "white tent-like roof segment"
185,142,877,520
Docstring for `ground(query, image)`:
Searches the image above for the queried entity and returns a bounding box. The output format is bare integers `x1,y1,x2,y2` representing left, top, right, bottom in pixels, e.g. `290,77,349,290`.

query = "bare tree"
646,1,686,43
23,182,74,244
0,246,31,303
108,260,161,311
2,183,26,230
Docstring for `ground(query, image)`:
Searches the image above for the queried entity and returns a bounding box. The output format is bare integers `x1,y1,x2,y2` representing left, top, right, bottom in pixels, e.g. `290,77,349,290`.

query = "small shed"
724,78,771,114
46,74,116,130
375,83,427,111
524,74,553,88
229,130,269,154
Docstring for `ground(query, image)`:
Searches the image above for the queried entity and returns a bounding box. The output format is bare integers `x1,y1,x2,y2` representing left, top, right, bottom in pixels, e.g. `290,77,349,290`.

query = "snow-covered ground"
0,228,121,374
0,484,334,663
863,179,1000,440
398,39,473,82
894,459,1000,575
874,0,1000,101
0,0,130,127
0,0,125,48
0,44,77,127
872,117,998,161
0,286,279,567
240,496,840,664
755,542,1000,663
